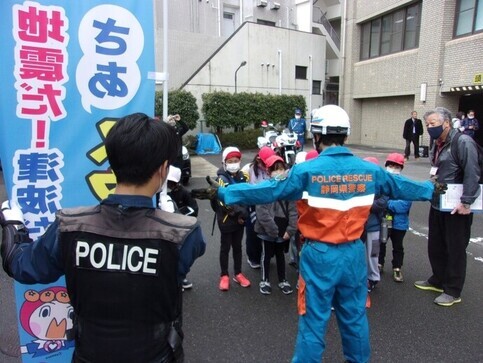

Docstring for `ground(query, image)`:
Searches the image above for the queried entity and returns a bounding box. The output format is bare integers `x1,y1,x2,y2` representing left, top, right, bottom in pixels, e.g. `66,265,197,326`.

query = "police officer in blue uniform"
1,113,206,363
287,108,306,150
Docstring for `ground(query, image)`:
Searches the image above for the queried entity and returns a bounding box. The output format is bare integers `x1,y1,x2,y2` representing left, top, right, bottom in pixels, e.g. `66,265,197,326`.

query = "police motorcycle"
257,121,300,166
257,120,280,149
273,128,299,166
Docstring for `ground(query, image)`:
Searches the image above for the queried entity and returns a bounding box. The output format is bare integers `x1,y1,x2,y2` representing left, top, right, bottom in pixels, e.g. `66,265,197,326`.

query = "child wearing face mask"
361,157,389,293
213,147,251,291
379,153,412,283
255,155,298,295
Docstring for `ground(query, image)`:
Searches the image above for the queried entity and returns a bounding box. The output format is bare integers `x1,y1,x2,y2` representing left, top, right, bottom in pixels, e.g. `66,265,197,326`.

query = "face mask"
468,116,474,119
386,167,401,175
295,115,301,119
427,125,444,140
225,162,240,174
271,170,284,178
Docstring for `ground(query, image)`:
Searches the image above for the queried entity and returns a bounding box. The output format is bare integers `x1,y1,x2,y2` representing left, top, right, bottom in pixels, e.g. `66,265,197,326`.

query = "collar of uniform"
320,145,353,156
101,194,155,209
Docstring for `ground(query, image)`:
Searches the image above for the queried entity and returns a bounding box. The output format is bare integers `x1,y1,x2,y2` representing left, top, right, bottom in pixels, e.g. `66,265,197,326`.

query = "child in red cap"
255,155,297,295
213,147,251,291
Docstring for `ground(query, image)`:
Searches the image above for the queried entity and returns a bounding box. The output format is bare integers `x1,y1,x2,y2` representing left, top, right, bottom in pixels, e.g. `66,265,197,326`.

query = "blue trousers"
292,240,370,363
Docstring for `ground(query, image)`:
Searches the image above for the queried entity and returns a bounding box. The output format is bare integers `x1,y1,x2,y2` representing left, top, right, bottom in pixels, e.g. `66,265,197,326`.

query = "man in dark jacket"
403,111,424,160
1,113,206,362
415,107,481,307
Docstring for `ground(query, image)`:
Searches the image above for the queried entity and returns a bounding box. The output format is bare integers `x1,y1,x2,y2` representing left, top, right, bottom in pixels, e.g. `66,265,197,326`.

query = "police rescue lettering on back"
311,173,373,183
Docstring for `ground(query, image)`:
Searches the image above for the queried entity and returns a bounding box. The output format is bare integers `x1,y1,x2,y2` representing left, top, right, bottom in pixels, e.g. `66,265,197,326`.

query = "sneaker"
378,264,384,273
434,293,462,307
182,278,193,290
233,273,251,288
247,258,261,269
278,281,293,295
393,268,404,282
259,280,272,295
367,279,378,293
219,275,229,291
414,280,443,293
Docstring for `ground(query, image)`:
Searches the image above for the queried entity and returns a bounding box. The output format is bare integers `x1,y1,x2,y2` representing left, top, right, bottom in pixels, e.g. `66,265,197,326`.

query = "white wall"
183,22,326,132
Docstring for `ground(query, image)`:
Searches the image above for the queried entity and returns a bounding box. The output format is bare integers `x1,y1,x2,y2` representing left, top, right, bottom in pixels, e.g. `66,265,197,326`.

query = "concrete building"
154,0,343,129
342,0,483,148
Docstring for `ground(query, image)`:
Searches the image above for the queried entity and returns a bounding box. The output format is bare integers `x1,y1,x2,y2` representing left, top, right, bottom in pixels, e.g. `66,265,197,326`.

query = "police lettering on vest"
75,240,160,276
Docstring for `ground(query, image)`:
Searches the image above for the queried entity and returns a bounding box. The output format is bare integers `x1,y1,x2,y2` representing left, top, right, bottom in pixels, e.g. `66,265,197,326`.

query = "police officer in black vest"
0,113,206,362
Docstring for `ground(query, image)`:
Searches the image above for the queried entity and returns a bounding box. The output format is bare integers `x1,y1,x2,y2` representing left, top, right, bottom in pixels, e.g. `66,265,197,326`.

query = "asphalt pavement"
1,144,482,362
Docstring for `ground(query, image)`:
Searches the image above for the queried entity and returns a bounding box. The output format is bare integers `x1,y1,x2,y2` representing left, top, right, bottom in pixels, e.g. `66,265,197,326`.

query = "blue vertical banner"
0,1,155,361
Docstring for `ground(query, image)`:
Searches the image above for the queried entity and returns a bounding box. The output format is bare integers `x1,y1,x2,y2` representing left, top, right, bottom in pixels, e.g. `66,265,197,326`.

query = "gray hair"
423,107,452,126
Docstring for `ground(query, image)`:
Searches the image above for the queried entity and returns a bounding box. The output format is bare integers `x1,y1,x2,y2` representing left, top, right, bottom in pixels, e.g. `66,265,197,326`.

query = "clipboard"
439,184,483,213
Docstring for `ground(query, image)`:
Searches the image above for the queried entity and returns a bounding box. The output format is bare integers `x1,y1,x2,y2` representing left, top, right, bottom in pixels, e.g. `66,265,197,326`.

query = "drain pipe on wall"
308,54,312,114
278,49,282,95
218,0,221,36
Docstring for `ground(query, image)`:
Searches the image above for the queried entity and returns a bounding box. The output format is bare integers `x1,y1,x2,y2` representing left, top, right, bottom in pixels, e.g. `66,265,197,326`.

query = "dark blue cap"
295,108,301,114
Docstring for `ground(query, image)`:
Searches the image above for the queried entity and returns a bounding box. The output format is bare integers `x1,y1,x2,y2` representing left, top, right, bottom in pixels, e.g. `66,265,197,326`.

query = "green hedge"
201,91,306,132
217,128,262,150
155,90,199,130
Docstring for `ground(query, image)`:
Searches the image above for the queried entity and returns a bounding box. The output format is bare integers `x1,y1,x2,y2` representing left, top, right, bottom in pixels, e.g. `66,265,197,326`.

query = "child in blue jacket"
379,153,412,283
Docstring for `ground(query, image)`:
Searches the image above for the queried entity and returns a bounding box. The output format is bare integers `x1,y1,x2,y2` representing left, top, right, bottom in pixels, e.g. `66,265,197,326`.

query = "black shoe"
367,279,378,293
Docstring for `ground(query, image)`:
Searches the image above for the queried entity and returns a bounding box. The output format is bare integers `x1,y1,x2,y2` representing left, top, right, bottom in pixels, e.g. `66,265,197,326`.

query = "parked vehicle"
181,146,191,185
257,121,300,166
274,128,299,166
257,121,280,149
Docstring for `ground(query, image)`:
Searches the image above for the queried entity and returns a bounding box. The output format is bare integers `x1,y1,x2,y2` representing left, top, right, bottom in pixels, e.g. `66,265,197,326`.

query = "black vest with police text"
58,204,197,363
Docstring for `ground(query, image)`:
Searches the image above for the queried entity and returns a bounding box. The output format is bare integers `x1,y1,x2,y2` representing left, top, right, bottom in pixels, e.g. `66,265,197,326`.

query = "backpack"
450,132,483,183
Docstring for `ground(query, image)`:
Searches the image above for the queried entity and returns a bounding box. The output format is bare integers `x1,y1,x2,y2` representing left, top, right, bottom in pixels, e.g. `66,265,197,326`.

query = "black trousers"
404,134,420,158
379,228,406,269
261,239,286,282
220,228,244,276
245,220,262,264
427,208,473,297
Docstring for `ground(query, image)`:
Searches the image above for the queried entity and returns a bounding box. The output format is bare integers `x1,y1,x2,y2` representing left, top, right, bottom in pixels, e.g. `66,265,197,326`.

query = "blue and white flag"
0,1,155,361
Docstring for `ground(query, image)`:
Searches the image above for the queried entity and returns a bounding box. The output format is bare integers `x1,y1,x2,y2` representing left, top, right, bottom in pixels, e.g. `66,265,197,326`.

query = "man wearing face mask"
288,108,307,150
1,113,206,362
460,109,479,140
193,105,446,363
415,107,481,307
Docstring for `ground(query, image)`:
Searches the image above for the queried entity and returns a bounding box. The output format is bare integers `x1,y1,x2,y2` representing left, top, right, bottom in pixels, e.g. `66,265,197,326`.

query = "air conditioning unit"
270,2,280,10
257,0,267,7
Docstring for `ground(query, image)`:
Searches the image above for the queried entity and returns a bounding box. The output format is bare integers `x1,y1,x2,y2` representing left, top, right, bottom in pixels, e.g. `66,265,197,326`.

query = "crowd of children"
186,144,415,298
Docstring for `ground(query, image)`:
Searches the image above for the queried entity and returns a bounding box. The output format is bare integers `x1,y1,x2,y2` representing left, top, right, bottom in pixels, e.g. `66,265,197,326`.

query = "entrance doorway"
459,93,483,146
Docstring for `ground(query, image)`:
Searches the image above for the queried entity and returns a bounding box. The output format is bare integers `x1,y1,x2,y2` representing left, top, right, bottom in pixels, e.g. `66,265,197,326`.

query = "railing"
312,7,340,50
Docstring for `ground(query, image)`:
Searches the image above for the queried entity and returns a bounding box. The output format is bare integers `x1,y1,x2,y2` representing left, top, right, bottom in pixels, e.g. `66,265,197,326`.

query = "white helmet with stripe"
310,105,351,136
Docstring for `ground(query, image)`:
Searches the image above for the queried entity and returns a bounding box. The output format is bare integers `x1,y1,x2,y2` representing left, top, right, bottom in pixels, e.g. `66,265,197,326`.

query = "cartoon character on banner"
19,287,75,358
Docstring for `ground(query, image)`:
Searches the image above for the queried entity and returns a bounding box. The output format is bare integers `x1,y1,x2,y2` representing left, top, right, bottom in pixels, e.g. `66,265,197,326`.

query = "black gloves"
191,176,220,200
431,180,448,195
1,201,32,277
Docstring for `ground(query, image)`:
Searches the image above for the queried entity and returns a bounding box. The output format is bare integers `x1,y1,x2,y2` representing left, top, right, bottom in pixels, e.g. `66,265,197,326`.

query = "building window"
454,0,483,37
257,19,276,26
312,80,322,95
360,2,421,60
295,66,307,80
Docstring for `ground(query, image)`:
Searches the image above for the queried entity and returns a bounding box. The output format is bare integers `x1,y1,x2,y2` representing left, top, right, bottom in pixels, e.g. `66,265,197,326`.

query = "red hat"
385,153,405,168
258,146,275,163
265,155,284,169
222,146,242,161
305,150,319,161
363,156,379,165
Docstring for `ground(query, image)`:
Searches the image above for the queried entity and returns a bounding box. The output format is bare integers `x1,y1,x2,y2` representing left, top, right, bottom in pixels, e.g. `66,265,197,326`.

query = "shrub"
202,91,306,133
218,128,261,150
155,90,199,130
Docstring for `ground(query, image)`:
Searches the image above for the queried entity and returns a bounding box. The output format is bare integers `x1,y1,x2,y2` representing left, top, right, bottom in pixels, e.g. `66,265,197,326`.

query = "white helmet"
310,105,351,136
